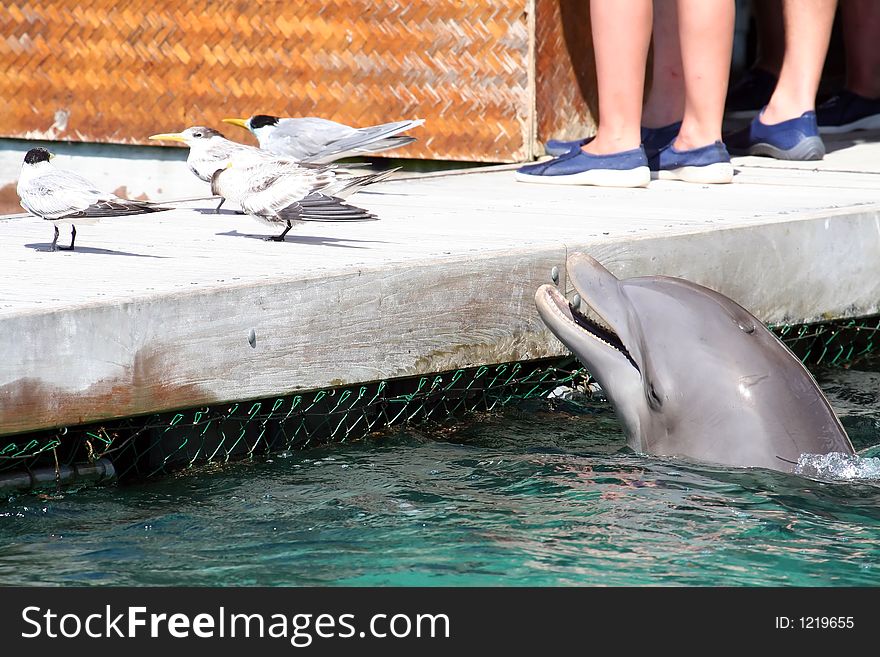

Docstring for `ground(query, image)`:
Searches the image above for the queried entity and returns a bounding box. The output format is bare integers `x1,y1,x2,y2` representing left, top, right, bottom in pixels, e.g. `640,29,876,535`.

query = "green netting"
2,314,879,490
0,357,587,487
769,316,880,366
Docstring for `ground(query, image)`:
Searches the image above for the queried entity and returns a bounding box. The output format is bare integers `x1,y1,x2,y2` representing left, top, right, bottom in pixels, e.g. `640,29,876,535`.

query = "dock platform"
2,133,880,437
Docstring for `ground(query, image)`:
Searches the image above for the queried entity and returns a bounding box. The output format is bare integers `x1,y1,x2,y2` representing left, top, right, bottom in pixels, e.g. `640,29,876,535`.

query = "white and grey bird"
17,147,171,252
149,125,289,212
210,157,397,241
148,126,275,183
150,125,383,213
221,115,425,163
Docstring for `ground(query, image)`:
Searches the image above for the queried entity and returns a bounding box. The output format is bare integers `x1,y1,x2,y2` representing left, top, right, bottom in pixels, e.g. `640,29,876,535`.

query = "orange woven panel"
535,0,598,152
0,0,534,162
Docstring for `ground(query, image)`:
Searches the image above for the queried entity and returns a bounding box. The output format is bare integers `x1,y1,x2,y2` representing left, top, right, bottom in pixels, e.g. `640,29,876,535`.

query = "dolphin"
535,252,855,473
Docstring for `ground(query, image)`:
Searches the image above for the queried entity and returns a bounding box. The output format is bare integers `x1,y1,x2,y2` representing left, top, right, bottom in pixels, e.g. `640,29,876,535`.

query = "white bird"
17,147,171,252
221,115,425,163
210,157,397,241
148,126,273,183
149,125,292,212
149,125,386,213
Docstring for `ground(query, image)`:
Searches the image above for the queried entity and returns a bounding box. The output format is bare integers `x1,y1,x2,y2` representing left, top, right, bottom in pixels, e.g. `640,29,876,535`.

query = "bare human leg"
581,0,653,155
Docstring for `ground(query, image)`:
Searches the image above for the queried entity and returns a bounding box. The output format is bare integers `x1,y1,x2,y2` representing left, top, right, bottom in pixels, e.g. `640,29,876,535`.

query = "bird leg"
48,225,60,252
266,220,292,242
214,197,226,213
58,225,76,251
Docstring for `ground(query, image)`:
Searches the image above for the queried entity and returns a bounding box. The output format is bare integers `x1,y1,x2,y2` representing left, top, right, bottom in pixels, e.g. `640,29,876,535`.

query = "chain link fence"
2,315,878,492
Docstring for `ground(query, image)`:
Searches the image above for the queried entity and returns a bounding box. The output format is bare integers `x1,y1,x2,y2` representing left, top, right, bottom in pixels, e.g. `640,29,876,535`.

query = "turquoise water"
2,359,879,587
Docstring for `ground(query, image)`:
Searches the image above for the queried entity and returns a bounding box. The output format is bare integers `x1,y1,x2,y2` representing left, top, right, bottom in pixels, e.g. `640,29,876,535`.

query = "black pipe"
0,458,116,494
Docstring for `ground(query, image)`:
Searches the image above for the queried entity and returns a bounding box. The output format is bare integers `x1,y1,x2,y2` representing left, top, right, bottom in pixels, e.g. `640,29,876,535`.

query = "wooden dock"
2,133,880,437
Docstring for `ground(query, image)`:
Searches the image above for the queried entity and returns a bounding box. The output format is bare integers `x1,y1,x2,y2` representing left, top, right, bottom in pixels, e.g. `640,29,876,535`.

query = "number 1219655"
775,617,854,629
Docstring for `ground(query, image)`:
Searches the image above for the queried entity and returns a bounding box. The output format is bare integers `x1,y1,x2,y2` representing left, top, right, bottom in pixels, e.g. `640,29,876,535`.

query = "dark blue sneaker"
816,90,880,134
725,68,777,119
515,146,650,187
724,109,825,160
650,140,733,183
544,136,591,156
543,122,681,157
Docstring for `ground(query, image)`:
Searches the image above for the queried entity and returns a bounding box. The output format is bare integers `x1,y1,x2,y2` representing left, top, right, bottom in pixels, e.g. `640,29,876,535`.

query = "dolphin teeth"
568,302,640,372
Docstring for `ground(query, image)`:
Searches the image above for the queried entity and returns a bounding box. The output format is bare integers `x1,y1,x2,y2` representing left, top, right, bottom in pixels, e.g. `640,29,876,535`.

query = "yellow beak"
149,132,188,143
221,118,250,131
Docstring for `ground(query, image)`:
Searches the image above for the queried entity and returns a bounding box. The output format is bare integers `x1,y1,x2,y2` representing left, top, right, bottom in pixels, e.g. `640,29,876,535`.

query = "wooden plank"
0,248,568,436
1,159,880,436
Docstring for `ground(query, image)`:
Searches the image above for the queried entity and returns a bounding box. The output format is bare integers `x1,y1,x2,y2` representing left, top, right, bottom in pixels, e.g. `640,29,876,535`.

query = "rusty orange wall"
0,0,541,162
534,0,598,150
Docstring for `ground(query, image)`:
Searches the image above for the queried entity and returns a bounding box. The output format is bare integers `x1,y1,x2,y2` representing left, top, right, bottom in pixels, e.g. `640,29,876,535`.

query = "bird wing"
71,199,172,218
223,162,335,216
263,117,357,160
300,119,425,163
18,169,105,219
250,167,329,213
279,193,378,222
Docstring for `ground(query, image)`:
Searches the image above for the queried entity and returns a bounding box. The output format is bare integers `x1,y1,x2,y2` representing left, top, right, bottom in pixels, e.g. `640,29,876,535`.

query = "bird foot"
264,235,287,242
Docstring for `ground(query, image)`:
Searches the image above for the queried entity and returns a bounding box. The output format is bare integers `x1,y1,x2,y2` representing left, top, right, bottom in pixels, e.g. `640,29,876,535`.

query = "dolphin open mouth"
569,303,638,369
536,284,639,372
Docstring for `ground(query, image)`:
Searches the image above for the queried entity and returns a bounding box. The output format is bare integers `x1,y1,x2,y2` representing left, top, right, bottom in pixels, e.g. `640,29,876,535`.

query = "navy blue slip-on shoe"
650,140,732,183
642,121,682,159
544,136,592,156
515,146,650,187
817,90,880,134
725,109,825,160
725,68,777,119
543,122,681,158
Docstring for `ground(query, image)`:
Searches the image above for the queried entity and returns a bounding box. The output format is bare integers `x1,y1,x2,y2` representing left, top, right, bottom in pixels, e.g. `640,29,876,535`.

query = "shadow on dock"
24,243,169,258
214,231,389,248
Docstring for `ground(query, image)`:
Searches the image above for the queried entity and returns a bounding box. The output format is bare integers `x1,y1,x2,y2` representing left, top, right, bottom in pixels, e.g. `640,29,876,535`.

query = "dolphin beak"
149,132,187,143
535,284,589,347
536,266,639,373
566,252,633,341
222,118,250,130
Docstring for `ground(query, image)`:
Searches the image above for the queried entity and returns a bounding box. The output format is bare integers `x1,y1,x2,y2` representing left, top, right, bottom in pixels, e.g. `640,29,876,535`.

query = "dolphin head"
535,253,854,472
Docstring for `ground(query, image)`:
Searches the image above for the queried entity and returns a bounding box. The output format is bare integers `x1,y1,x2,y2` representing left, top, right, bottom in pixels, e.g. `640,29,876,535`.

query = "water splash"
795,452,880,481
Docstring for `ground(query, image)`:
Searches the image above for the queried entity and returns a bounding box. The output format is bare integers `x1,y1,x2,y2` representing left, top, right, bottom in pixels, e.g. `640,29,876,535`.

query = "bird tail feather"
322,167,400,199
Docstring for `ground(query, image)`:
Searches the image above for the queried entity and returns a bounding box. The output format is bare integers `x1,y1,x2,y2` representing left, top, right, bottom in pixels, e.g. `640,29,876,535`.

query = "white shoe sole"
515,166,650,188
818,113,880,134
653,162,734,184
